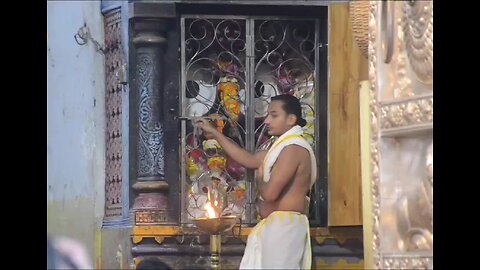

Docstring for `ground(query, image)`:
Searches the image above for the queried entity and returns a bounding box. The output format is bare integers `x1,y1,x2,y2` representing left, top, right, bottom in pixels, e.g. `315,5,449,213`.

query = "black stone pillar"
131,18,172,224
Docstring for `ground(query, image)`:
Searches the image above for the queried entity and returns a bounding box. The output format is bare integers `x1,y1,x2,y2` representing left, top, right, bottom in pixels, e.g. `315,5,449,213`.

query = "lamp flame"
204,187,219,218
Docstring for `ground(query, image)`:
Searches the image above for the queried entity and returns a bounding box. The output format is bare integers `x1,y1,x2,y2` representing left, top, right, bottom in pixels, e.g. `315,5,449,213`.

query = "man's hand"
194,118,218,139
194,118,266,169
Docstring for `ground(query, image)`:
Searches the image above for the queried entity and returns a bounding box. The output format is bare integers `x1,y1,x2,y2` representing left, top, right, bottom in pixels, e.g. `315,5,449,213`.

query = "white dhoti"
239,211,312,269
240,126,316,269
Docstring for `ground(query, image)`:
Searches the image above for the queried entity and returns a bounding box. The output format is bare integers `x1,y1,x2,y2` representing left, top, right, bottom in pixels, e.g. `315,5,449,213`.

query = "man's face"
264,101,296,136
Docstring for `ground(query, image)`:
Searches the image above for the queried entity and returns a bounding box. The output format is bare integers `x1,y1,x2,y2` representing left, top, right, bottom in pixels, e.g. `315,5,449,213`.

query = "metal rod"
178,116,230,121
210,234,221,270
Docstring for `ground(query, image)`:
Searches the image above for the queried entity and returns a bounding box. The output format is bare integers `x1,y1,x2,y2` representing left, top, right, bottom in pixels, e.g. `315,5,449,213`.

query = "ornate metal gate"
179,16,326,225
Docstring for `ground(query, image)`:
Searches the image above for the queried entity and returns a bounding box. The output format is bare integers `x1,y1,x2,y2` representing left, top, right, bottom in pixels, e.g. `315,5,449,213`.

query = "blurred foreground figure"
47,235,92,269
137,257,172,270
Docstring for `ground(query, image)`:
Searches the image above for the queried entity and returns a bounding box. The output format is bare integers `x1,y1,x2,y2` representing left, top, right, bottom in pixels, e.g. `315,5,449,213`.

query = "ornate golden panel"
380,96,433,137
366,1,433,269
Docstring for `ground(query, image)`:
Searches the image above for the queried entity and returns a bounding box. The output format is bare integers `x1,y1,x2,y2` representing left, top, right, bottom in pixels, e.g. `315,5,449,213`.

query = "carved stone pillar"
132,18,172,224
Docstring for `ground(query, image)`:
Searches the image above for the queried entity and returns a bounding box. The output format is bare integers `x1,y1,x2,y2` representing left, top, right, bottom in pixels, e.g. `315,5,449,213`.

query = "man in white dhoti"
196,94,316,269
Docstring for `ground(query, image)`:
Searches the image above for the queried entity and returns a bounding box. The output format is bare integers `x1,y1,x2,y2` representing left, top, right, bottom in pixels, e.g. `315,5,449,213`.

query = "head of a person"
47,235,92,270
136,257,172,270
264,94,306,136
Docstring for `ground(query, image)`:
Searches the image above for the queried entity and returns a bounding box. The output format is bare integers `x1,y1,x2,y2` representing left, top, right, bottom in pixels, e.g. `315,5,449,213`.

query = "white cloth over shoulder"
262,125,317,189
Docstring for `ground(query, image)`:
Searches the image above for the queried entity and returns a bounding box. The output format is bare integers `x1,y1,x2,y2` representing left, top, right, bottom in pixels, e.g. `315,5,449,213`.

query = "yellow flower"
208,156,226,170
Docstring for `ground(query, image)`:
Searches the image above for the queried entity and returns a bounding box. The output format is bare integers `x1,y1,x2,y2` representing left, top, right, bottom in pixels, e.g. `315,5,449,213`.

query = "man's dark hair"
271,94,307,127
137,257,172,270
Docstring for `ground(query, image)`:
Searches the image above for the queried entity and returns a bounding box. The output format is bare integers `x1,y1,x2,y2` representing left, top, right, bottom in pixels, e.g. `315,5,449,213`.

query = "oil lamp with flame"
193,187,238,270
184,118,242,269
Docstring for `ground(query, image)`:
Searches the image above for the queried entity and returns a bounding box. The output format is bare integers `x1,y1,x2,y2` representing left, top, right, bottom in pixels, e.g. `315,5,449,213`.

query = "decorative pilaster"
132,18,172,224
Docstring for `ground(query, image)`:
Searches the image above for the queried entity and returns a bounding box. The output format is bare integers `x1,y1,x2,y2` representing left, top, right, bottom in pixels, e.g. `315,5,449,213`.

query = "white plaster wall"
47,1,106,262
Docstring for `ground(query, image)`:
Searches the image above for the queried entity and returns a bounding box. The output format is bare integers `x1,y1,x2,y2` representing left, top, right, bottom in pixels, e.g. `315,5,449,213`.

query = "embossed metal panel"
104,9,124,219
366,1,433,268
